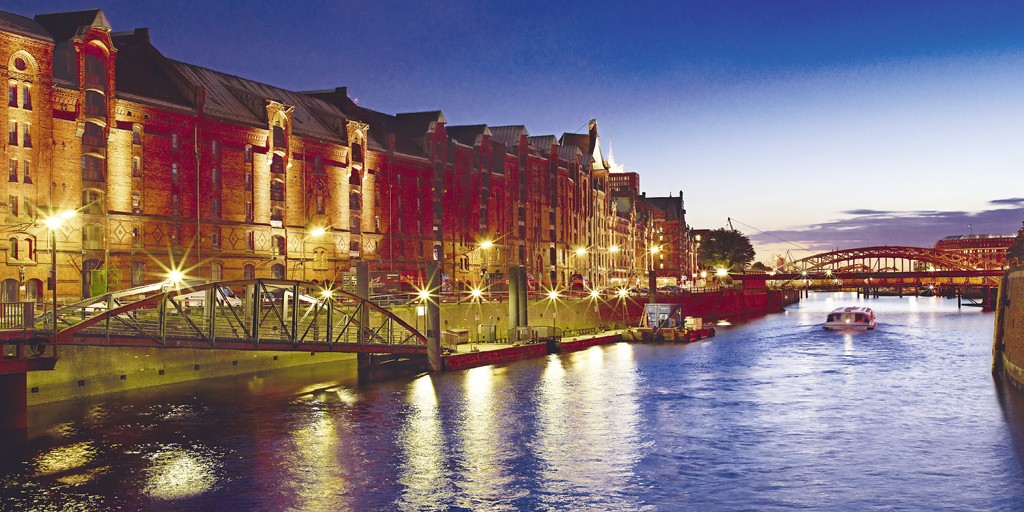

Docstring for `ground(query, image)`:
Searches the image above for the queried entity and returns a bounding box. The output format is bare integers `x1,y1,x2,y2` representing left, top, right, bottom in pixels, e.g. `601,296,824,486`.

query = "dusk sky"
9,0,1024,260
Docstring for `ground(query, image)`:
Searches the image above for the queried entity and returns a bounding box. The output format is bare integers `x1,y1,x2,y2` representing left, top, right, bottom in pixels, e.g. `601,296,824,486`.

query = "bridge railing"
36,279,428,351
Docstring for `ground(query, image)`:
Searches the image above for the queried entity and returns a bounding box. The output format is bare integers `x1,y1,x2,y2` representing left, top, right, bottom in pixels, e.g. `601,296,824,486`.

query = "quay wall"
26,347,354,405
995,269,1024,390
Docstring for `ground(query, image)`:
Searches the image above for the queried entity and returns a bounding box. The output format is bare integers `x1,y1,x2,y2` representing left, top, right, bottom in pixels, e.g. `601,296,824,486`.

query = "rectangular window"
212,227,221,247
8,159,16,182
212,198,220,218
211,167,219,185
171,194,180,215
131,261,144,287
22,160,30,183
245,201,253,222
22,123,30,148
244,172,252,191
23,85,33,110
132,157,141,178
7,84,16,107
247,231,255,251
211,140,218,156
244,145,253,162
132,125,141,144
9,195,18,216
22,197,31,218
171,133,179,149
8,121,17,146
171,163,179,182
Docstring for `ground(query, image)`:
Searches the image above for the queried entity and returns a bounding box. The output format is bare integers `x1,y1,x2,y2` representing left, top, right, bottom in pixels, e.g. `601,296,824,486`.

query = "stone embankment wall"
995,269,1024,390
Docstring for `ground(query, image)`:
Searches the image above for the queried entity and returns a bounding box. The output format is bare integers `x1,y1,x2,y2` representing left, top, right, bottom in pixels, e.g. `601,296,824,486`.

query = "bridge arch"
784,246,988,273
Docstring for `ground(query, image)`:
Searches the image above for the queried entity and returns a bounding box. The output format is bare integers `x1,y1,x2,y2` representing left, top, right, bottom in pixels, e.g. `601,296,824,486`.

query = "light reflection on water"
1,293,1024,510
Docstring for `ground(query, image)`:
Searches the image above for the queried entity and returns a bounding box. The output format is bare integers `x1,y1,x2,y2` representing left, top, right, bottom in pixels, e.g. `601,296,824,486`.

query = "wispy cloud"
751,199,1024,255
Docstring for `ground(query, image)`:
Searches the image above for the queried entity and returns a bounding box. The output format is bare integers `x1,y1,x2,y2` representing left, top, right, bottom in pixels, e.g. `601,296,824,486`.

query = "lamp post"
300,227,326,282
42,209,76,349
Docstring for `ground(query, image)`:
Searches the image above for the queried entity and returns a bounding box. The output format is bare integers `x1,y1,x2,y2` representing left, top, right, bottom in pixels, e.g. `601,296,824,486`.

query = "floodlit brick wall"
997,269,1024,388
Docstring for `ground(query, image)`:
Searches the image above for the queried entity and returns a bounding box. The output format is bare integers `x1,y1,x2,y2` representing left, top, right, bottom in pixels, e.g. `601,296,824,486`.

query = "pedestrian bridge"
27,279,428,355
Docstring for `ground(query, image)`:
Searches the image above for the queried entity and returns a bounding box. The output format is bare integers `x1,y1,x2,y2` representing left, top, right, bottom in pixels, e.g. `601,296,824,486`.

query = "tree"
1008,222,1024,267
697,228,756,271
750,261,771,272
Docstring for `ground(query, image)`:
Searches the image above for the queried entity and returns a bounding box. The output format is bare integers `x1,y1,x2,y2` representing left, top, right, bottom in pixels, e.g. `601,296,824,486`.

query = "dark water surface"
3,292,1024,511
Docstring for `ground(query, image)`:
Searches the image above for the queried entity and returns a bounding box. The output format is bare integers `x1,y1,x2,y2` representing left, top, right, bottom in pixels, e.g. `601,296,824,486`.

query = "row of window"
8,159,31,183
7,83,32,110
7,121,32,147
7,195,32,218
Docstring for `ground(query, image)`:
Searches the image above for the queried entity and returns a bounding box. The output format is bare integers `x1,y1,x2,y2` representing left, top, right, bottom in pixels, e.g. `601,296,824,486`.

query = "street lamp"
300,227,327,282
42,209,76,348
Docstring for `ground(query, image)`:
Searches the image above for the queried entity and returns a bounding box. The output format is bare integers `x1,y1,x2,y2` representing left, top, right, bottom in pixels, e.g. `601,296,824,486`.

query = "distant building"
935,233,1016,269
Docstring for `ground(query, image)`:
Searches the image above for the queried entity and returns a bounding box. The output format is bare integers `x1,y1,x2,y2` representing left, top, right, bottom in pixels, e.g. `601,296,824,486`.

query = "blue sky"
9,0,1024,259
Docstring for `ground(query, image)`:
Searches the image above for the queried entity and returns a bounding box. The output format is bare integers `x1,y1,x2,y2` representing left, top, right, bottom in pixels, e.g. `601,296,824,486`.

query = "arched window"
350,191,361,210
1,278,18,302
243,264,255,280
132,124,141,144
8,237,18,260
244,144,253,162
273,125,286,148
271,263,285,279
270,179,284,201
25,278,43,302
313,248,328,270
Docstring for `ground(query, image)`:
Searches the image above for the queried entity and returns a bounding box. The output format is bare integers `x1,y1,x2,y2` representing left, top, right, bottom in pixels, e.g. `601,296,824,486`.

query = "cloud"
751,200,1024,255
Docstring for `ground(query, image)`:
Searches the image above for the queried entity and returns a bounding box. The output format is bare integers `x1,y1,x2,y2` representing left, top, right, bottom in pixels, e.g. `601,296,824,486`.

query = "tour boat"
623,303,716,342
823,307,876,330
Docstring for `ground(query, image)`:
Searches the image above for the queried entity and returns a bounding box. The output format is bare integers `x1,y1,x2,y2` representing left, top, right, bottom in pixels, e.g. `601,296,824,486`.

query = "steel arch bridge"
782,246,989,273
33,279,428,355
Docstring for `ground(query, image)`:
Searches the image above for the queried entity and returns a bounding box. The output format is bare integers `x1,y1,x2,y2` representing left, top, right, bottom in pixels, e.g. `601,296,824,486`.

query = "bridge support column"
517,265,528,328
356,262,370,344
508,266,520,329
648,270,658,304
426,260,442,372
958,289,962,309
0,372,27,431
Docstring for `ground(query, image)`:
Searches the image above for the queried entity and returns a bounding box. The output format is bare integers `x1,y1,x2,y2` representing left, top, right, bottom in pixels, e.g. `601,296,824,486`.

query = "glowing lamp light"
650,246,661,254
590,289,600,298
320,289,334,299
715,268,728,277
417,288,430,302
547,290,560,300
575,247,587,256
617,288,629,298
309,227,327,238
700,270,707,279
166,269,185,285
479,240,494,250
470,287,483,299
609,245,620,253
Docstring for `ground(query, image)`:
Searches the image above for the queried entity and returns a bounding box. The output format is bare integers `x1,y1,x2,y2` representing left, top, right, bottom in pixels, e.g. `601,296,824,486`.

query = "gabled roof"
490,125,529,146
35,9,110,42
0,10,51,41
527,135,557,155
446,124,490,146
111,29,193,108
172,61,347,142
557,144,582,163
394,111,446,136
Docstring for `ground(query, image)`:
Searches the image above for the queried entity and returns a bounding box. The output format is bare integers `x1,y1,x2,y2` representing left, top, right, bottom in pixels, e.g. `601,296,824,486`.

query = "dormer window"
273,125,285,148
85,90,105,117
84,54,105,91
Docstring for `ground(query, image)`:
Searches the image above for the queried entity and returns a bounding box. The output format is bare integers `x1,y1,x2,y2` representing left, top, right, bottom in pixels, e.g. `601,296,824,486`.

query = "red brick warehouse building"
0,8,692,303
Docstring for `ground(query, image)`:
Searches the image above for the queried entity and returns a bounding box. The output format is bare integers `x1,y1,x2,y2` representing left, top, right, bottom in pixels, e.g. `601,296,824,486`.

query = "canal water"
2,292,1024,511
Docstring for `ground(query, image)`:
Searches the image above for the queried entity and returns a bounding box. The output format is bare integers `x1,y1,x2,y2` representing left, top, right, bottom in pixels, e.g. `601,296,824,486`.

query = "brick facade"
0,8,691,304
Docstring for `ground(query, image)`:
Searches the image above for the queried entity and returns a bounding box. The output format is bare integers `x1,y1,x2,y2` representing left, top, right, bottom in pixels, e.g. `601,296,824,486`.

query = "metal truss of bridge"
762,246,1004,289
33,279,428,355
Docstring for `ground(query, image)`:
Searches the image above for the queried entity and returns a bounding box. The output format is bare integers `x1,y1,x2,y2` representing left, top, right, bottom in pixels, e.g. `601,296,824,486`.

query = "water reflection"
536,344,646,510
397,375,450,510
142,444,220,500
451,366,521,510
